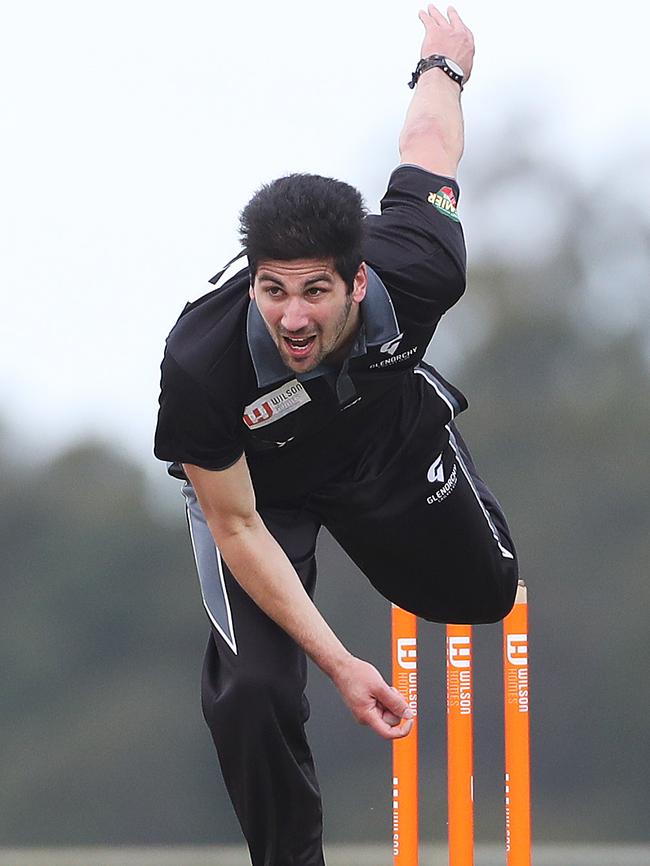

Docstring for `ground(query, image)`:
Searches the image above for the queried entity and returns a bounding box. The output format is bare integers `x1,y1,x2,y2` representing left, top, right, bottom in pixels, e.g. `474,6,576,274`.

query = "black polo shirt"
154,165,468,503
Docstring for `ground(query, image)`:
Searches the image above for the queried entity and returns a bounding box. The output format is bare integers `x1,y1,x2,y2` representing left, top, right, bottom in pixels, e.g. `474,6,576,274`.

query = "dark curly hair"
239,173,367,292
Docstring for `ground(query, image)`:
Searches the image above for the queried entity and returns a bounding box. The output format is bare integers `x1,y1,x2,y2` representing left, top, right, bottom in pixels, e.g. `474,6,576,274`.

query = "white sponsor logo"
447,635,473,715
427,463,457,504
369,346,418,369
427,454,445,483
505,634,529,714
447,635,471,669
381,333,403,355
397,637,417,670
506,634,528,667
243,380,311,429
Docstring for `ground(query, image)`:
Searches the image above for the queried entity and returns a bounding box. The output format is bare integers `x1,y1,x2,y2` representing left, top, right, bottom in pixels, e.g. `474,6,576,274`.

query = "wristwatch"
408,54,465,90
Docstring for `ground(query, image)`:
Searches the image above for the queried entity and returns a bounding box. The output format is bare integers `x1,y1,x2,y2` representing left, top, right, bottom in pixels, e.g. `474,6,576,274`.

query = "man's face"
251,258,367,373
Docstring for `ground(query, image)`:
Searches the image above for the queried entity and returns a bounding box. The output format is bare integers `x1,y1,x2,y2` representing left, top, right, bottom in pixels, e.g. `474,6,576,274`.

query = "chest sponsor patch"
243,379,311,429
427,186,460,222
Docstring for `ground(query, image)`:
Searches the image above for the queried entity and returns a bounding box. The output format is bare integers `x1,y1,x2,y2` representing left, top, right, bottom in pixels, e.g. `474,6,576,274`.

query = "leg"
182,483,324,866
310,422,518,624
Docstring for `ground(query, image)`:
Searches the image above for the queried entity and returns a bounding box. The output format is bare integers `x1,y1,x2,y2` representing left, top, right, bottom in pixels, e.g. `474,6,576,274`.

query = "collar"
246,265,400,388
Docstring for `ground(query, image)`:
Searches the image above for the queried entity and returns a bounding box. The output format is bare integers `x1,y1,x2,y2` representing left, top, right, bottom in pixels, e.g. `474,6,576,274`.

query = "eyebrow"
257,272,334,286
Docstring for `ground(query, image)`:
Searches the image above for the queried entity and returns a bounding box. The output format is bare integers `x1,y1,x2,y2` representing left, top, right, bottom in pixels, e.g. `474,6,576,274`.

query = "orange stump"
446,623,474,866
391,605,419,866
503,581,532,866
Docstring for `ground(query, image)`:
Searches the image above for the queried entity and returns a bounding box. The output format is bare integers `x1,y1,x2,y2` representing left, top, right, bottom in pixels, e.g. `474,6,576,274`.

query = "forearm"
399,69,464,175
399,6,474,177
212,513,352,678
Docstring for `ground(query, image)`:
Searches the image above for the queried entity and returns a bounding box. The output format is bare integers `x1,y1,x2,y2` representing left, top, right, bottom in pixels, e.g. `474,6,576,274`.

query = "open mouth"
283,335,316,358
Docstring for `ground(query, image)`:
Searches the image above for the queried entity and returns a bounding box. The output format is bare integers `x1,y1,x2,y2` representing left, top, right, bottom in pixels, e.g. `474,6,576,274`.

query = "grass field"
0,845,648,866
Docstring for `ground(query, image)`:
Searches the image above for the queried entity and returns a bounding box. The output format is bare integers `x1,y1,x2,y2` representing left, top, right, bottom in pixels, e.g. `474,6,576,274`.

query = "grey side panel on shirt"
181,482,238,654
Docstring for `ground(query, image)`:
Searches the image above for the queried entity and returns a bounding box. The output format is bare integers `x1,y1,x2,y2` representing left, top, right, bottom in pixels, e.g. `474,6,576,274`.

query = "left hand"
418,5,475,82
331,655,415,740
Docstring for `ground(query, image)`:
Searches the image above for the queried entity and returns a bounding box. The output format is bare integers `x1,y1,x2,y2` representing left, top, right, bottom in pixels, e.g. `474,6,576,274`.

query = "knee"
413,556,518,625
466,558,519,624
471,587,516,623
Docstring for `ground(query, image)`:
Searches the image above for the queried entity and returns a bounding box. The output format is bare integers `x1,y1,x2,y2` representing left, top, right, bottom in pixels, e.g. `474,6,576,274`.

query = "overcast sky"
1,0,648,471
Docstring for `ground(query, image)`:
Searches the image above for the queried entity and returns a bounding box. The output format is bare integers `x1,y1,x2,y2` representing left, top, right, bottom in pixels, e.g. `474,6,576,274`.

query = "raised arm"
183,456,414,740
399,5,475,177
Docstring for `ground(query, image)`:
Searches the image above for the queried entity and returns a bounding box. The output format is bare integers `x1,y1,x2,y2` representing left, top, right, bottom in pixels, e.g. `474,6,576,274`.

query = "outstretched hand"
332,655,414,740
418,5,475,82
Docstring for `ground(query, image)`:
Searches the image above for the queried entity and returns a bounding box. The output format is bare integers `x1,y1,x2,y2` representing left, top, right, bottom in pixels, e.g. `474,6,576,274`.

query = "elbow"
195,498,260,549
431,258,466,312
209,511,260,547
399,118,463,176
399,117,442,151
446,269,466,308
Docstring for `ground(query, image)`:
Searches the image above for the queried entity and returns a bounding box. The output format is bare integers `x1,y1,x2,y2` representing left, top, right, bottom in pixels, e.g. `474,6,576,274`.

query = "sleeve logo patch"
427,186,460,222
243,379,311,429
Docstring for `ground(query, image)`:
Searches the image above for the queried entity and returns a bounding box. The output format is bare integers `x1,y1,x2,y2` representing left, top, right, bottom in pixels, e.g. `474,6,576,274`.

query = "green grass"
0,845,649,866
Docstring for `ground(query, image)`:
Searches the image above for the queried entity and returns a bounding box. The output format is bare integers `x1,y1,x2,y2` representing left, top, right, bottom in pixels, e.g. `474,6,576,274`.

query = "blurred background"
1,0,648,852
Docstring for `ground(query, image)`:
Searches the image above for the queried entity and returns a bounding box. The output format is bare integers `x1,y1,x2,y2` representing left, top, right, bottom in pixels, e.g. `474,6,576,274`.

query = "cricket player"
155,6,518,864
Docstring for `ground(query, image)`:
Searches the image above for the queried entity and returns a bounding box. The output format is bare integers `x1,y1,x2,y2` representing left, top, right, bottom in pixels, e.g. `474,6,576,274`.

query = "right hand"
418,5,475,83
332,655,415,740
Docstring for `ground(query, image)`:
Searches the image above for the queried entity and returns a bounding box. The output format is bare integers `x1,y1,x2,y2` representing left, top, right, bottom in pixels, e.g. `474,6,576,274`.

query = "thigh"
310,423,518,624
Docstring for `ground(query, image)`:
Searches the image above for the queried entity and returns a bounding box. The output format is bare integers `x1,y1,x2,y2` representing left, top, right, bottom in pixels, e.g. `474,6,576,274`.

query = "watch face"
445,58,464,78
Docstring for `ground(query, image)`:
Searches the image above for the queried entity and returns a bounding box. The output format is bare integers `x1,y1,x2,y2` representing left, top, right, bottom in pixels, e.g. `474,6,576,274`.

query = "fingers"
367,707,415,740
426,4,448,25
448,6,472,44
389,685,414,720
382,709,403,726
420,5,466,30
374,681,413,722
382,689,412,727
419,5,452,27
362,682,415,740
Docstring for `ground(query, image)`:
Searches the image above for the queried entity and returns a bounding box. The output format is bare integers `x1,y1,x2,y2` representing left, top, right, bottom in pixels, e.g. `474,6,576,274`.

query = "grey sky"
1,0,648,467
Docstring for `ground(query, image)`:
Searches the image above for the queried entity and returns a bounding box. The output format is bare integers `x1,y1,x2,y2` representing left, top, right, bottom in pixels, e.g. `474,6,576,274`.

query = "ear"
249,282,255,300
352,262,368,303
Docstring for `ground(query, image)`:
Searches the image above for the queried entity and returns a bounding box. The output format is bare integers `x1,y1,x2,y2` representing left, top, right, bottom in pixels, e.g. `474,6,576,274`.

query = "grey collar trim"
362,265,401,347
246,266,400,388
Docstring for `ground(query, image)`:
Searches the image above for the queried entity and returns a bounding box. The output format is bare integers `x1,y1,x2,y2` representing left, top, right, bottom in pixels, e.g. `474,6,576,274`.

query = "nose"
280,297,310,333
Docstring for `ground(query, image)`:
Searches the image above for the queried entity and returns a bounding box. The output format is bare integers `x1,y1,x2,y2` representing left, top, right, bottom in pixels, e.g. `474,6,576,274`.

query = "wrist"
408,54,465,91
326,648,356,684
417,65,463,98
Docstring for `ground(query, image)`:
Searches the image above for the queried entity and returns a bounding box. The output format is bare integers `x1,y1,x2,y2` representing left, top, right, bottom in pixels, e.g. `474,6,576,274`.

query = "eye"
306,286,326,297
265,285,284,297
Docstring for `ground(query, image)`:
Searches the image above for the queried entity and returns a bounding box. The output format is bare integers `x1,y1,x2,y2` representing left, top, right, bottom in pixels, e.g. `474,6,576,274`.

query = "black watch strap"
408,54,464,90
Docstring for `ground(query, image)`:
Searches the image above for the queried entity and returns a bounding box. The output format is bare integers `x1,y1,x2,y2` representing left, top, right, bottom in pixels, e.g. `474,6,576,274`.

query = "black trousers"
182,423,518,866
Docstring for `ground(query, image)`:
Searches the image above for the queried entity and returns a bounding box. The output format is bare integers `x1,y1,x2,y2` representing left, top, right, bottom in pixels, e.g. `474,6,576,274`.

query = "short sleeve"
364,165,467,319
153,349,244,472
